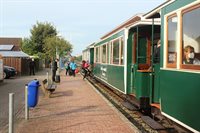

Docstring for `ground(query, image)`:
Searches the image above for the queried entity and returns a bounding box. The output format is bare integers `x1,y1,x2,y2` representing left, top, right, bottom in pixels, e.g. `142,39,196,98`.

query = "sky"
0,0,164,56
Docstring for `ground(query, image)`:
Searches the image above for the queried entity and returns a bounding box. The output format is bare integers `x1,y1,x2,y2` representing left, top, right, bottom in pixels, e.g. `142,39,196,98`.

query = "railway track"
86,76,190,133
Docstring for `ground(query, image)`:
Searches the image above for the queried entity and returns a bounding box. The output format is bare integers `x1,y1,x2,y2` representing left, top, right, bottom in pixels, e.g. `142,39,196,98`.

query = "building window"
120,37,124,65
113,39,120,64
181,4,200,70
102,44,107,63
167,14,178,68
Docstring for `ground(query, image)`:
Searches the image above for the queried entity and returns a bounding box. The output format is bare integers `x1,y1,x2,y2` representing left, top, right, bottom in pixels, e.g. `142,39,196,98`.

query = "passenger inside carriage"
183,45,200,65
154,39,161,63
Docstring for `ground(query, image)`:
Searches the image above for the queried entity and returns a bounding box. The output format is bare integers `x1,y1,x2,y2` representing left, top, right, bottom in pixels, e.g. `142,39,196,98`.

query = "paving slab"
15,72,139,133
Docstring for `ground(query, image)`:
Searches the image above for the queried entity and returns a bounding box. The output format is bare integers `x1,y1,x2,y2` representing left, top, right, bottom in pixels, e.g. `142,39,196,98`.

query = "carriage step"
141,116,165,130
122,101,137,111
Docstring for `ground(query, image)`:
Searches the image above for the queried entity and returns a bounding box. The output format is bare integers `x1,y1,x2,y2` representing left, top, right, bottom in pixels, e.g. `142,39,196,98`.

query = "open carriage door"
151,19,161,104
131,26,152,99
131,32,137,95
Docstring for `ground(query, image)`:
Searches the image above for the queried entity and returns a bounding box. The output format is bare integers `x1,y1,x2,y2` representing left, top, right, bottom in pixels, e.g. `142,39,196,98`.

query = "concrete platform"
15,73,139,133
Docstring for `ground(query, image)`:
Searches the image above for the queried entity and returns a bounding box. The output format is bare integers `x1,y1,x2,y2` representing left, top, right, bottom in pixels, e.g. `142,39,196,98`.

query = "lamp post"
55,36,61,83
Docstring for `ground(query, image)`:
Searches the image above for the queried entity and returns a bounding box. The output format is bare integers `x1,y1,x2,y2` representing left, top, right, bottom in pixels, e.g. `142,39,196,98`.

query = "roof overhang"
95,18,160,46
0,45,14,51
88,42,95,49
100,14,143,40
0,51,29,58
143,0,176,19
127,19,161,29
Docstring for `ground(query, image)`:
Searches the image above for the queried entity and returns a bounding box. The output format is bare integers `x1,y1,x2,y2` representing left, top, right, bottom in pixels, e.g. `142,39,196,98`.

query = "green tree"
30,22,57,53
20,38,37,55
21,21,73,60
44,36,72,60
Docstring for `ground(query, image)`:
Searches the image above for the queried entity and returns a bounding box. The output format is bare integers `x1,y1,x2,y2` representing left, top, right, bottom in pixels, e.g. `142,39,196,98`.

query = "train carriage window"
98,47,101,63
120,37,124,65
102,44,106,63
181,4,200,70
106,43,109,64
113,39,120,65
167,14,178,68
95,47,99,63
110,42,113,64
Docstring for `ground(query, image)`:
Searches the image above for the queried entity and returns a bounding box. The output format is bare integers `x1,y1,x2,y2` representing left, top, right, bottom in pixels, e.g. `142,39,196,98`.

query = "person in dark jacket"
154,40,161,63
65,62,70,76
29,58,35,75
52,59,58,82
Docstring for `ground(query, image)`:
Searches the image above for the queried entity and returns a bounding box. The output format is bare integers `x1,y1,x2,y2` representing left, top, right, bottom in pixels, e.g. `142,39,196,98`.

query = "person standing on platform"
52,59,58,82
83,60,90,79
65,62,70,76
29,58,35,75
69,60,77,77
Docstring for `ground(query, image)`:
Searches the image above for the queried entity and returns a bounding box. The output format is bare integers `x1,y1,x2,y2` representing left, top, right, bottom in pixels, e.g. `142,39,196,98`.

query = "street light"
55,36,61,83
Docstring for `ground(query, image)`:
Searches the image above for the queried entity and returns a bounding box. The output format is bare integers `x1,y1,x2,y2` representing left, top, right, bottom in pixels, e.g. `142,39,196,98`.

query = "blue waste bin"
28,79,40,108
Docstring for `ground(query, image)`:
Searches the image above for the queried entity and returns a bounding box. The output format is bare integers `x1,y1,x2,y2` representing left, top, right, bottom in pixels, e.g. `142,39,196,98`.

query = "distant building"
0,38,30,75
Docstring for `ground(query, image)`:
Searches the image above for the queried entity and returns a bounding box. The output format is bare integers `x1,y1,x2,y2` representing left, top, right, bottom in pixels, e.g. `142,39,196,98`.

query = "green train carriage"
84,0,200,132
145,0,200,132
92,14,161,105
82,43,94,64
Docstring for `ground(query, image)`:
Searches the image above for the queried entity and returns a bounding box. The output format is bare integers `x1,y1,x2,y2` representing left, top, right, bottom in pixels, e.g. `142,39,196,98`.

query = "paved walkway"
15,72,139,133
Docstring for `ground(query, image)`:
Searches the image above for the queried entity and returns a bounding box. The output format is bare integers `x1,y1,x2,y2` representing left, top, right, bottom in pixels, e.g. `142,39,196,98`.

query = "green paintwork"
162,0,196,15
135,32,151,100
132,64,138,94
127,32,134,94
135,71,150,100
90,48,94,64
93,29,125,92
160,0,199,131
160,70,200,131
93,64,125,92
138,38,147,64
127,27,152,100
160,0,196,67
153,64,160,103
94,30,124,47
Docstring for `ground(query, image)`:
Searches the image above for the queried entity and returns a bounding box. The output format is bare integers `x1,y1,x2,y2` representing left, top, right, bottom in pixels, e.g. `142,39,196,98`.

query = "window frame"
132,33,137,64
110,41,113,64
95,46,100,63
106,43,109,64
94,47,96,63
101,43,107,64
166,13,178,68
112,38,120,65
120,37,124,65
180,3,200,70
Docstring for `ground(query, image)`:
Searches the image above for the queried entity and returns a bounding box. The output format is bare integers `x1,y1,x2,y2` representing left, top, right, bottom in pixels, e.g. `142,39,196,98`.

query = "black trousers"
83,68,88,79
65,69,69,75
29,67,35,75
52,70,56,82
72,70,75,77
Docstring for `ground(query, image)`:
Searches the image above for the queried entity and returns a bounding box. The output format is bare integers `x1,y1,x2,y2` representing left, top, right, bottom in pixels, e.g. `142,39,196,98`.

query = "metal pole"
56,46,60,75
150,18,155,103
9,93,14,133
46,71,49,85
25,85,29,120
